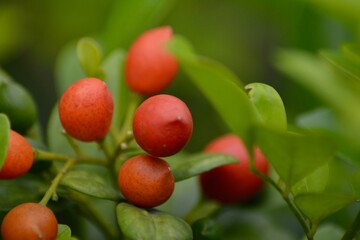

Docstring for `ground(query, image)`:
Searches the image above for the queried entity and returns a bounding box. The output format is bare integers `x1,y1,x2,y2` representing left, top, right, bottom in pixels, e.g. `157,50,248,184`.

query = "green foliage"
253,126,336,189
60,170,121,201
76,37,104,78
171,153,237,182
56,224,72,240
0,69,37,133
0,113,9,170
245,82,287,131
116,203,193,240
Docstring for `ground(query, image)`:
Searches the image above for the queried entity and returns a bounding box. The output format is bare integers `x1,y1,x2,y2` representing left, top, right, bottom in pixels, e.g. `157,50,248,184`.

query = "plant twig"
34,149,108,166
39,158,76,206
341,206,360,240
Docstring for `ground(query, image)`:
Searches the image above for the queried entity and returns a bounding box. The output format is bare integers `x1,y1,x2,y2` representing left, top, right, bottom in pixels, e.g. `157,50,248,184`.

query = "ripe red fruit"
133,94,193,157
125,26,178,95
118,155,175,208
200,134,269,204
58,78,114,142
1,202,58,240
0,130,34,179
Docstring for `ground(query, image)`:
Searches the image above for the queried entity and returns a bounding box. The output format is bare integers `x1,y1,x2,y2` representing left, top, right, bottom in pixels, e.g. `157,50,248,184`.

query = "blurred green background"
0,0,355,150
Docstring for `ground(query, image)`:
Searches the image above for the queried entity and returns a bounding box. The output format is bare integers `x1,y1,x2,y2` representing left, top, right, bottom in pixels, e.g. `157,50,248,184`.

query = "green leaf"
275,49,360,147
253,126,336,188
101,49,129,127
168,36,254,144
56,224,72,240
245,82,287,131
320,50,360,83
292,163,329,196
54,41,85,96
60,170,121,201
0,113,10,170
116,203,192,240
76,37,103,78
0,175,47,211
300,223,345,240
171,153,237,182
341,42,360,64
101,0,176,53
295,193,355,224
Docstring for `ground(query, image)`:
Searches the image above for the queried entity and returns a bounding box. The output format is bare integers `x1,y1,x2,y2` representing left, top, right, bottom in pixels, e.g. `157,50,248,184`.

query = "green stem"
34,149,108,166
341,207,360,240
62,131,83,157
249,156,313,239
118,93,141,144
97,138,113,161
39,158,76,206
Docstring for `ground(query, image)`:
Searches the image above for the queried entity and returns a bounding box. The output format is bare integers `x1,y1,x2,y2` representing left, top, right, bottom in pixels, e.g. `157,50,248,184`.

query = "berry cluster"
0,25,269,239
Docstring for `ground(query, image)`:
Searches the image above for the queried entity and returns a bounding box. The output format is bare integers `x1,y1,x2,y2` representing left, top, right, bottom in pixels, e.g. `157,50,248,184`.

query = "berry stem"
39,157,76,206
33,149,108,166
118,93,142,144
62,131,83,157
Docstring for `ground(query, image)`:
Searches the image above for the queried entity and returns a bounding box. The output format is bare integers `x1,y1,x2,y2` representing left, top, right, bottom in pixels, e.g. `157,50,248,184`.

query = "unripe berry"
58,78,114,142
125,26,178,95
200,134,269,204
133,94,193,157
118,155,175,208
1,202,58,240
0,130,34,179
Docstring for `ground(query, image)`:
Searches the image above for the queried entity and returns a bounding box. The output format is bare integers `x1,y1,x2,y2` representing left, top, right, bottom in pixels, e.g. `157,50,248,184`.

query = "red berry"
1,203,58,240
125,26,178,95
133,94,193,157
58,78,114,142
0,130,34,179
200,134,269,204
118,155,175,208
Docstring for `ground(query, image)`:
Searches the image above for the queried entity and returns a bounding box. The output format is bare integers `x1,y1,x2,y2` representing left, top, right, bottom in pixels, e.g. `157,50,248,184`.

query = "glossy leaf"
56,224,72,240
116,202,193,240
295,193,355,224
168,36,254,144
76,37,103,78
245,82,287,131
275,49,360,147
0,175,47,211
300,223,345,240
0,113,10,170
253,126,336,188
292,163,329,196
171,153,237,182
320,50,360,83
101,0,176,53
101,49,129,127
60,170,121,201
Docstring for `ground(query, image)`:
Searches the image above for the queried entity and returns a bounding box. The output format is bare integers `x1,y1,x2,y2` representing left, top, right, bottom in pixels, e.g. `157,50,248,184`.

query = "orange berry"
118,155,175,208
133,94,193,157
200,134,269,204
58,78,114,142
0,130,34,179
1,202,58,240
125,26,178,95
